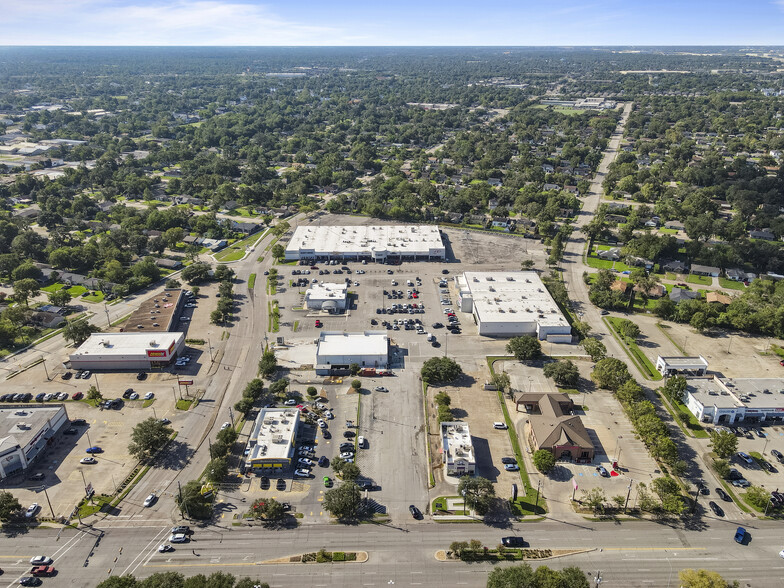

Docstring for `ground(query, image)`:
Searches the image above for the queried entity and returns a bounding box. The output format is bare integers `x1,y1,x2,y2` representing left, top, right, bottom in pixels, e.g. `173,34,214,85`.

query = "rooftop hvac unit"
506,276,514,281
489,286,495,292
258,444,267,455
525,279,531,283
473,277,479,282
509,308,516,313
551,309,557,313
499,309,505,313
149,340,158,347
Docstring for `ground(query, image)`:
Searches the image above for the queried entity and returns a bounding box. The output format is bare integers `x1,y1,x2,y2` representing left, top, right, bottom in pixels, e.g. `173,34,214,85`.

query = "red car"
779,360,784,367
72,392,84,400
310,265,319,270
315,320,323,328
31,566,55,576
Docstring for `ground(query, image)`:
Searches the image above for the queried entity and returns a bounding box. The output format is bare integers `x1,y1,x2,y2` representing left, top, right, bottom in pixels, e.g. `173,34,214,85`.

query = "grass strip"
422,383,435,488
604,317,661,380
248,273,256,289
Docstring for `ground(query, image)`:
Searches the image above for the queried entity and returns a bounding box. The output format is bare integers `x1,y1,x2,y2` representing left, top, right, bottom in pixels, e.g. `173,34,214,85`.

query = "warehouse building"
656,355,709,377
68,332,186,371
284,225,445,262
441,422,476,476
456,271,572,341
685,377,784,425
0,405,68,478
315,331,389,375
305,282,348,312
245,408,300,472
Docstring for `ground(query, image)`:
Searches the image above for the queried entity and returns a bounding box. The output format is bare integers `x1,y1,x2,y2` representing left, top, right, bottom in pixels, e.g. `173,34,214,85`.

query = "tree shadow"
481,497,515,529
152,439,195,470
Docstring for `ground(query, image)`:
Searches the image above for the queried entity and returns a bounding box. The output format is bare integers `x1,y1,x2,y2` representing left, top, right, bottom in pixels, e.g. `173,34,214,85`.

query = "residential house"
690,265,720,277
611,280,632,294
669,287,702,303
176,196,204,206
662,260,687,273
597,248,621,261
626,256,654,271
487,178,502,187
155,258,183,270
706,292,732,305
542,183,560,192
750,229,776,241
633,283,666,298
182,235,200,245
541,164,554,174
664,221,684,231
31,311,65,329
725,268,745,281
12,207,39,219
232,221,261,235
491,217,511,229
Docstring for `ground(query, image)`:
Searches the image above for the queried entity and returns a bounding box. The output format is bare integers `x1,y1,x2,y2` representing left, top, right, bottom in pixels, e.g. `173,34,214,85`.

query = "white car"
358,436,366,447
294,469,311,477
284,399,297,406
129,393,139,400
80,457,97,464
158,544,174,553
144,392,154,400
169,533,188,543
30,556,52,566
25,503,40,518
221,422,232,430
340,451,354,459
323,411,334,420
143,493,157,507
374,387,388,392
317,419,327,428
298,457,314,466
315,402,328,410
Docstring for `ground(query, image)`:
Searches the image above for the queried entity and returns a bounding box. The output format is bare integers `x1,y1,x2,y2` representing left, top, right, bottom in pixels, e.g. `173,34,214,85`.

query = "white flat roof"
248,408,299,462
71,332,184,357
285,225,444,257
460,271,568,328
306,282,348,301
657,356,708,368
317,331,388,357
689,377,784,410
441,421,475,464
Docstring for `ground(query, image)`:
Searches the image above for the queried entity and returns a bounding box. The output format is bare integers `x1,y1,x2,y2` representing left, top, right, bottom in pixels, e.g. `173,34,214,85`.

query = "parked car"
501,457,517,465
493,422,508,430
755,428,766,438
501,536,525,547
732,479,751,488
317,419,327,429
708,501,724,517
374,387,388,392
284,399,297,406
72,392,84,401
409,505,422,519
136,372,147,380
294,469,311,478
63,428,78,436
129,393,139,400
737,452,754,465
298,458,314,466
504,463,520,471
85,446,103,454
144,392,154,400
19,578,42,586
28,473,45,481
318,456,330,467
596,466,610,477
80,457,97,464
323,476,332,488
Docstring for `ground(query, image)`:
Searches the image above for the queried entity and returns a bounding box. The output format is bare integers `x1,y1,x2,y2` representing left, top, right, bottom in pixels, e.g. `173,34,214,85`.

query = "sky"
2,0,784,46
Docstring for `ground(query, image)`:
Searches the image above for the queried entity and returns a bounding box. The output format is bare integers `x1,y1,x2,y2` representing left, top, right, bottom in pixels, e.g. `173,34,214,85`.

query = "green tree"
12,261,43,282
210,309,223,325
533,449,556,474
486,563,535,588
271,220,290,237
271,244,284,259
166,279,181,289
581,487,606,514
86,385,102,401
614,318,641,340
181,261,211,284
520,258,535,270
176,480,213,519
709,430,738,459
351,379,362,391
95,577,140,588
47,288,72,307
216,426,238,446
0,491,22,522
213,264,235,282
420,356,463,384
13,278,40,305
581,337,606,362
591,357,631,391
506,335,542,361
63,320,100,346
340,462,361,481
323,481,362,520
258,349,277,378
458,476,495,515
543,359,579,387
251,498,286,521
745,485,771,509
128,417,173,461
713,458,730,479
678,568,736,588
349,363,361,376
206,457,228,483
491,371,511,397
209,440,228,459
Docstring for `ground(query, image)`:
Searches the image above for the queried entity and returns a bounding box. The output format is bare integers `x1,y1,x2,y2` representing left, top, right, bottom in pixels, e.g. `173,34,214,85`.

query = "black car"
432,322,443,328
697,483,709,495
343,431,355,438
122,388,134,399
358,480,376,491
772,449,784,463
61,372,72,380
762,460,777,473
28,472,45,481
409,505,422,519
20,578,42,587
755,428,766,438
501,536,525,547
708,501,724,517
716,487,733,502
339,443,355,451
136,372,147,380
35,393,46,402
441,269,449,274
501,457,517,465
322,430,331,439
727,468,743,480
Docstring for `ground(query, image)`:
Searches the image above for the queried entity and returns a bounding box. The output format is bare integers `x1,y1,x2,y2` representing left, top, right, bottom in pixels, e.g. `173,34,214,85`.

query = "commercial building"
245,408,300,471
68,332,186,371
517,392,594,463
456,271,572,341
304,282,348,312
655,356,709,377
0,405,68,478
123,289,185,332
685,377,784,425
284,225,445,262
441,422,476,476
315,331,389,375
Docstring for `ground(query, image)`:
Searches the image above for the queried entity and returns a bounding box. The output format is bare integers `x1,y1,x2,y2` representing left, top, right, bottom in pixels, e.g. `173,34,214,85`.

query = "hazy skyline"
2,0,784,46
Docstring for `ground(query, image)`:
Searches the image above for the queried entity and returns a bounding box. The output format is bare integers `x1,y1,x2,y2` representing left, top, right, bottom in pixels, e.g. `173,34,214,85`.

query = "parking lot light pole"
624,479,634,513
763,435,770,455
93,372,101,394
765,496,774,516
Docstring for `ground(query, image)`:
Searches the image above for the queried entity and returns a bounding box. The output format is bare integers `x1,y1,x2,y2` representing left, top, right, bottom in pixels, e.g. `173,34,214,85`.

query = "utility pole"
178,481,190,519
93,372,100,394
207,338,214,362
229,407,235,424
535,479,542,510
42,485,55,519
624,479,634,513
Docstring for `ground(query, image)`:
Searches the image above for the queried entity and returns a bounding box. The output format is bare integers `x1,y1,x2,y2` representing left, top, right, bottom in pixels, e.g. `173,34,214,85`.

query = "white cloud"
0,0,345,45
